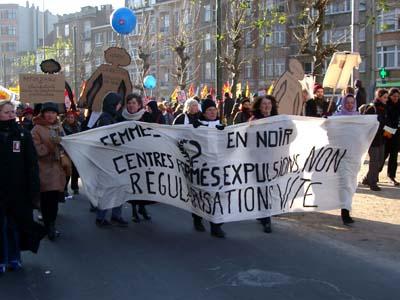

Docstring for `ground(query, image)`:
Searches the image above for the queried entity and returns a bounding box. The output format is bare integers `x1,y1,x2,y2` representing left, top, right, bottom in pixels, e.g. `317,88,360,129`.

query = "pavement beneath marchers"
277,160,400,273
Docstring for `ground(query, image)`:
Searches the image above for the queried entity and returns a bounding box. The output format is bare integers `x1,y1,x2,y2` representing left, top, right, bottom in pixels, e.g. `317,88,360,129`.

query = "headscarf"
335,94,359,116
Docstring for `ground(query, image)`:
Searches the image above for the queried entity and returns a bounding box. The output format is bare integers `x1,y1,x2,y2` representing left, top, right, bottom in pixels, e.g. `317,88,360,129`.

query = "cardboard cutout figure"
272,59,304,115
79,47,133,112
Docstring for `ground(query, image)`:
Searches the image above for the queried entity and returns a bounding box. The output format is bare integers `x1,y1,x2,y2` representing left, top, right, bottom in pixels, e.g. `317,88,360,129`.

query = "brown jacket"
31,116,66,192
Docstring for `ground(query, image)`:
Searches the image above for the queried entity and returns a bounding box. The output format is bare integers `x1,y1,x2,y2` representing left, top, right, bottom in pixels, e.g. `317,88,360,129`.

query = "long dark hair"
388,88,399,99
252,95,278,119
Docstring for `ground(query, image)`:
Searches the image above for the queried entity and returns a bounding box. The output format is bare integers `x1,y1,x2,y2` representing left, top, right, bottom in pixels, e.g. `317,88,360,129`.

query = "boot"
341,209,354,225
210,223,225,238
262,217,272,233
47,223,60,241
131,204,140,223
138,205,151,220
193,219,205,232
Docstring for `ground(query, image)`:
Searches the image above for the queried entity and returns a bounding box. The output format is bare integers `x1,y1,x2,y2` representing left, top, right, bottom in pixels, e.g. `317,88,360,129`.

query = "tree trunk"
313,1,326,83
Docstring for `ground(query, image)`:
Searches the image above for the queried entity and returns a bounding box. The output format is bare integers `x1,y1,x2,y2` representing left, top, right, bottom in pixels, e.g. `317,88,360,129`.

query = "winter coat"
31,116,66,192
355,87,367,109
173,112,201,125
0,120,39,209
146,100,166,124
0,120,46,253
95,92,123,127
366,100,387,147
305,97,336,117
62,121,81,136
233,110,252,124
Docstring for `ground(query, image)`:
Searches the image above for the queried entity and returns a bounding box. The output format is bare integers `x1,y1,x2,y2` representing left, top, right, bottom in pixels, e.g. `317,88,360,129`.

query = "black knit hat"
40,102,59,114
201,99,216,112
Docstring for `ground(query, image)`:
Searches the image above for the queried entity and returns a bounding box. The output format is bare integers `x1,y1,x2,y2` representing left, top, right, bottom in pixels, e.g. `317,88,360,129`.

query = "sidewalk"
277,160,400,271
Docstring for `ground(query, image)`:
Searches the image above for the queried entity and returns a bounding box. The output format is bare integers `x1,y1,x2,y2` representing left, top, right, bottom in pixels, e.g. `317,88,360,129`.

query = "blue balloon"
110,8,136,35
144,75,157,89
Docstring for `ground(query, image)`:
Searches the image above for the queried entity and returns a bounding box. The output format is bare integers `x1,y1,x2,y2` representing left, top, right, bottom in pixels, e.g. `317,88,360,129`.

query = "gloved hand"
383,131,393,139
192,119,203,128
216,125,225,130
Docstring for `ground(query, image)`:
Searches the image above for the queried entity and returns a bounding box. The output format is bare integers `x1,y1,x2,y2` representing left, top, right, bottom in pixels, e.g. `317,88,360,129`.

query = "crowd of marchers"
0,80,399,276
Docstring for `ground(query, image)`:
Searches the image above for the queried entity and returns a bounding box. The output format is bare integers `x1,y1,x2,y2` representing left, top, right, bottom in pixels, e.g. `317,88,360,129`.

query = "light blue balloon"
110,8,136,35
144,75,157,89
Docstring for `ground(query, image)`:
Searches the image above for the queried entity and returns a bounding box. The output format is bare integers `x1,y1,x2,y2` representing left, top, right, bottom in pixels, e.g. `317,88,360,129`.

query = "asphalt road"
1,193,399,300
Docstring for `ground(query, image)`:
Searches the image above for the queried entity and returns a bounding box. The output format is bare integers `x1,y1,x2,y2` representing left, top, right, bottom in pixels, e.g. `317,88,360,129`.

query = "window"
204,33,211,51
95,57,102,67
324,26,350,44
377,9,400,33
276,58,285,76
376,45,398,68
259,59,265,77
245,64,252,79
265,25,286,45
359,27,366,41
108,31,116,44
56,26,60,38
84,21,91,39
65,24,70,37
266,59,273,77
164,72,169,83
183,9,190,25
160,14,170,32
149,17,156,34
359,58,366,73
95,33,104,45
0,9,16,20
204,5,211,22
205,62,213,80
84,41,91,55
304,62,313,74
85,62,92,77
326,0,351,15
245,31,252,46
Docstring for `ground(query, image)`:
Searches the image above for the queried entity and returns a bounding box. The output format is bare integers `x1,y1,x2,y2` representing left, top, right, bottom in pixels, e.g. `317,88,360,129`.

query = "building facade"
0,2,57,86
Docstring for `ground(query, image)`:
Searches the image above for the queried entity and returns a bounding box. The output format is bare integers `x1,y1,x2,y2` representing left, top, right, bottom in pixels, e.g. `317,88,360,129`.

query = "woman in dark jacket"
62,111,81,196
121,93,154,222
93,92,128,227
233,97,252,125
190,99,226,238
249,95,278,233
146,100,166,124
0,100,45,274
173,98,201,125
362,89,388,191
382,88,400,186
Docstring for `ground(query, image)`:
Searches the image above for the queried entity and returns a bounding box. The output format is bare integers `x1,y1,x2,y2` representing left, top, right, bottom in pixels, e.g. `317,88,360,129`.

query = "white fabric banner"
61,115,378,223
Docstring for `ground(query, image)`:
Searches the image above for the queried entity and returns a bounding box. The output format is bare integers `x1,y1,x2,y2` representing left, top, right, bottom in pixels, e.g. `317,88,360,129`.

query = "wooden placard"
19,73,65,104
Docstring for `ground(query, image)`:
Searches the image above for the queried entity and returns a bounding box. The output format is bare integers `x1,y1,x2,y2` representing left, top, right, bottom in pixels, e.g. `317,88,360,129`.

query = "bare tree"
220,0,287,98
292,0,338,82
170,0,202,91
127,12,156,92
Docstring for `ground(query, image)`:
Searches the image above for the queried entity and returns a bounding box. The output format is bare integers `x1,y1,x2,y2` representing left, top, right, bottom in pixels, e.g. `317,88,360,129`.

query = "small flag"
235,83,242,98
200,85,208,99
188,83,195,98
170,86,179,101
245,81,250,98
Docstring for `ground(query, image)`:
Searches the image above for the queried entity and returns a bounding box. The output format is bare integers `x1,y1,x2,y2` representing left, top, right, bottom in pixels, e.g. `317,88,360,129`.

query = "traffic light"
379,67,389,79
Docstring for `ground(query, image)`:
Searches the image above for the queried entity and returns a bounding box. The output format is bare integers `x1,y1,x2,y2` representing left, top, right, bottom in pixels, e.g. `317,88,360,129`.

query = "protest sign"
61,115,378,223
19,73,65,103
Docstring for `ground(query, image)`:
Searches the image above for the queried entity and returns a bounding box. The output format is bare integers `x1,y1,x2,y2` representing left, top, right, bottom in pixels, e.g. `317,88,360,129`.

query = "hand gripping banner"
61,115,378,223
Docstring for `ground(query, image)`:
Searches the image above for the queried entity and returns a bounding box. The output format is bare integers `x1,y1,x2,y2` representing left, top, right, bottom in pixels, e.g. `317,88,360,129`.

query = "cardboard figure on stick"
272,59,304,115
79,47,133,112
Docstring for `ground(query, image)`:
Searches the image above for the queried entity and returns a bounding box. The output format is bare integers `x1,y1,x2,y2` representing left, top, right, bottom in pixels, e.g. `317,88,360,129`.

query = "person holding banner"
249,95,278,233
146,100,166,125
190,99,225,238
121,93,154,223
305,84,336,118
362,89,388,191
31,102,67,241
173,98,201,125
93,92,129,227
233,97,252,125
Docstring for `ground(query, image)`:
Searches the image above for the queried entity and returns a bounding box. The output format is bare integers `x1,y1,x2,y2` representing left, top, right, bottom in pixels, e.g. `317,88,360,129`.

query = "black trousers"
40,191,62,228
65,163,79,191
192,213,222,229
384,133,399,178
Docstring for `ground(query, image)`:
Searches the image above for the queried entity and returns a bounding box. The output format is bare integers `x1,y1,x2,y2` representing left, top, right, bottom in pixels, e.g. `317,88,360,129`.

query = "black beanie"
40,102,59,114
201,99,216,112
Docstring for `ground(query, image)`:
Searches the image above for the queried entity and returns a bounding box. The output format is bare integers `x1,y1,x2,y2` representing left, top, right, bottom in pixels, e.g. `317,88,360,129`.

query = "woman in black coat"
122,94,154,222
0,100,45,274
249,95,278,233
383,88,400,186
